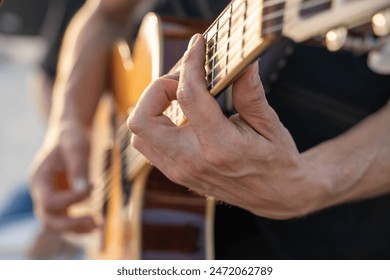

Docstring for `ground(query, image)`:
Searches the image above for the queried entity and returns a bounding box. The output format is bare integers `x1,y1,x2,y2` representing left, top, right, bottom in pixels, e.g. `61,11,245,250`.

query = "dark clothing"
215,45,390,260
41,0,86,79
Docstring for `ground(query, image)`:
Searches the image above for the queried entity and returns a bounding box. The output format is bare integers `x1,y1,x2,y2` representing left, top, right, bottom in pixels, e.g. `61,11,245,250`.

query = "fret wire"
205,15,262,80
204,0,284,57
204,0,287,49
212,16,220,88
205,4,262,66
207,39,263,89
207,24,283,89
226,4,233,77
208,36,253,86
242,0,248,66
205,0,252,58
204,5,257,69
207,30,268,89
204,0,246,51
210,22,282,88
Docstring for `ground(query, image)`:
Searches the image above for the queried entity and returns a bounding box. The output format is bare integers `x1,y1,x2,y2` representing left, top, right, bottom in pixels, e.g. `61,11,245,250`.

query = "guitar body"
82,13,215,260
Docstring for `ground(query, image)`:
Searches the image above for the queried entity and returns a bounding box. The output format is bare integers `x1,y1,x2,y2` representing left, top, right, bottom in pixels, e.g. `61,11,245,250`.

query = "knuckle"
127,111,145,135
176,84,194,108
182,49,195,66
130,135,142,151
203,148,230,168
187,159,207,176
165,168,190,187
258,145,277,163
261,118,279,135
41,198,54,212
166,158,202,187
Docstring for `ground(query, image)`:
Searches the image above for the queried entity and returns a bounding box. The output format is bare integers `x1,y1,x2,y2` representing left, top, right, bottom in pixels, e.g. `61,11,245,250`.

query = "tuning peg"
325,27,348,52
372,9,390,37
368,39,390,74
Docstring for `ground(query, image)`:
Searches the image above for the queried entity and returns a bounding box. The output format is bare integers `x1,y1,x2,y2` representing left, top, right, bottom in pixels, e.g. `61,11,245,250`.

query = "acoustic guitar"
67,0,390,260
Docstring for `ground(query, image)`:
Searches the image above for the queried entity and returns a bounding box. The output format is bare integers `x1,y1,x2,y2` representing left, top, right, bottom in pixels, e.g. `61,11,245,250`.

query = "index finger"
128,77,179,131
177,34,231,143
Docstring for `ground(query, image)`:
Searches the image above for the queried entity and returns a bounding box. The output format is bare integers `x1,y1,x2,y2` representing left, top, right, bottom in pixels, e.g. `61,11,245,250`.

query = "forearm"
303,101,390,209
49,0,138,128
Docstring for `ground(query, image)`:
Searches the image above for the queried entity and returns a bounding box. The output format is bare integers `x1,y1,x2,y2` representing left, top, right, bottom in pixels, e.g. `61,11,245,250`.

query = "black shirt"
215,45,390,260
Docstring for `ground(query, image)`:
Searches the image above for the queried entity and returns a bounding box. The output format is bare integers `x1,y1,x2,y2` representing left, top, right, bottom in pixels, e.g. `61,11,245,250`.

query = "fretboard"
165,0,287,126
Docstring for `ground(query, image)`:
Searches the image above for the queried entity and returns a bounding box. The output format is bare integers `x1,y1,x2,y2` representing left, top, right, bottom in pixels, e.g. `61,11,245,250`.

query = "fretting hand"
127,34,328,219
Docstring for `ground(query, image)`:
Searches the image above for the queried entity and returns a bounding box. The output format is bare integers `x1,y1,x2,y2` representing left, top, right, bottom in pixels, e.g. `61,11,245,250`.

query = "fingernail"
188,34,200,50
73,177,88,193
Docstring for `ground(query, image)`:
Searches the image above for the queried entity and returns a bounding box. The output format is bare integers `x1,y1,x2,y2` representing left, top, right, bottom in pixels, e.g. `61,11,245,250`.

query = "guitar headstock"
281,0,390,73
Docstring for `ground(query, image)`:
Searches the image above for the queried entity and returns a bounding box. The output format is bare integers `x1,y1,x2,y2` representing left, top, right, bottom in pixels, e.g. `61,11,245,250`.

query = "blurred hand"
30,122,97,233
127,34,328,219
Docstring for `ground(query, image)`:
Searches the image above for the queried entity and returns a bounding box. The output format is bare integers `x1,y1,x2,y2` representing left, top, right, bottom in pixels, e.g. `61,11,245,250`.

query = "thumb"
232,61,282,141
63,139,90,193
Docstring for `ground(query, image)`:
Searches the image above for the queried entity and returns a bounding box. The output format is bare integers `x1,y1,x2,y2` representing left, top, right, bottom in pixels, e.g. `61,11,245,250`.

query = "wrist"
48,91,93,129
44,117,91,150
300,149,336,215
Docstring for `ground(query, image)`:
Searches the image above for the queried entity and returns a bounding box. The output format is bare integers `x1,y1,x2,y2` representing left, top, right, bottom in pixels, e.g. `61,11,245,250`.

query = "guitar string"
85,124,144,209
85,0,334,210
204,0,274,58
206,25,277,89
83,126,132,211
205,20,279,89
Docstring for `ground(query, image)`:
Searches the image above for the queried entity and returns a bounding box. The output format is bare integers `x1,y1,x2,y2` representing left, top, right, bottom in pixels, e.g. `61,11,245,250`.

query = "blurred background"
0,0,74,259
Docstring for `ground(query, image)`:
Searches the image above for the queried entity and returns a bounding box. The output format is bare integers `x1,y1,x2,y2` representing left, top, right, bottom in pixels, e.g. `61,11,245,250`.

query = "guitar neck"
165,0,283,125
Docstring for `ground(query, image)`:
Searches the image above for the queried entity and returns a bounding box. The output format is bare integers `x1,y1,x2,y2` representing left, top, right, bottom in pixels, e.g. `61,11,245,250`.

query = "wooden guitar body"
79,13,215,260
